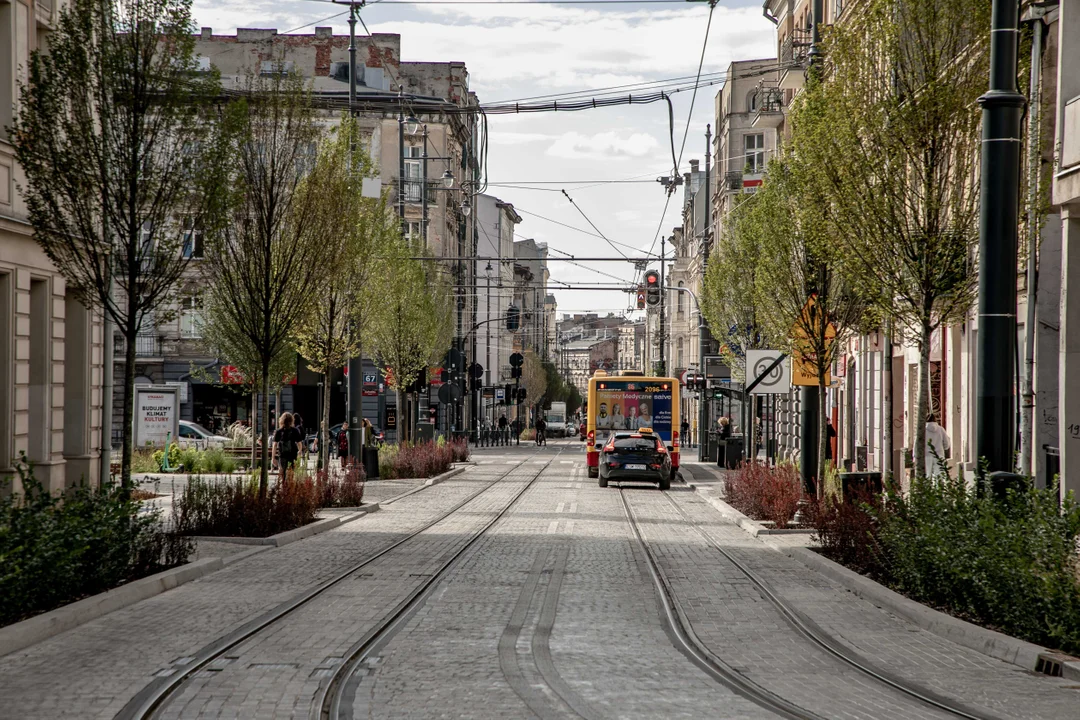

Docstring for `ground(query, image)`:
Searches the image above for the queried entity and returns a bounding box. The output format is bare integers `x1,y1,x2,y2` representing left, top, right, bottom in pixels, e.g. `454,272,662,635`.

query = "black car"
598,431,672,490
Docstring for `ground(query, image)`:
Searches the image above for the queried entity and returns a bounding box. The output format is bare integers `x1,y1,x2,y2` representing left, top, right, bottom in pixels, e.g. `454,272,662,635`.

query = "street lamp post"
976,0,1025,474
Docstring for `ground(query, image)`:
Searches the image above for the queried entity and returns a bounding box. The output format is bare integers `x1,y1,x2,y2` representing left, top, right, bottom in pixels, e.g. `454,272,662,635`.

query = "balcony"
401,180,422,203
779,29,810,91
752,87,785,129
115,333,163,359
725,171,743,192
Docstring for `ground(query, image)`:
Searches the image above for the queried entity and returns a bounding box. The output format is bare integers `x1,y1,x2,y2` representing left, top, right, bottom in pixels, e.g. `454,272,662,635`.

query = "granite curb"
684,480,1080,680
425,465,466,486
193,504,381,548
0,558,224,659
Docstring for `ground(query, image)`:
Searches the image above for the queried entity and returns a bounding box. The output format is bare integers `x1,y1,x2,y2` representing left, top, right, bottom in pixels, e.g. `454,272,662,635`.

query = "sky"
191,0,778,320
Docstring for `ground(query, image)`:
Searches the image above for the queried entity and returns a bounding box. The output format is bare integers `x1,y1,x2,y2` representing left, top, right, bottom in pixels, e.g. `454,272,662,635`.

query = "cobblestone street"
2,440,1077,719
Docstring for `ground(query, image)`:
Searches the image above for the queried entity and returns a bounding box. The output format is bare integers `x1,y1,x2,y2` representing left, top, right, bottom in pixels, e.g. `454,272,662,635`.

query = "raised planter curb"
425,465,465,486
682,481,810,536
683,479,1080,679
192,504,381,548
0,557,223,659
784,545,1080,679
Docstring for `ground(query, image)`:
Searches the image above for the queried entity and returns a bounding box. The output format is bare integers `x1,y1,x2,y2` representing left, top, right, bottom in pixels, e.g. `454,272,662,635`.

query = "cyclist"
536,417,547,447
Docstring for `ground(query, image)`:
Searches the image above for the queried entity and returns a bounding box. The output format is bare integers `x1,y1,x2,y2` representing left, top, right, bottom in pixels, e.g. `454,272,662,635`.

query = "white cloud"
547,130,659,160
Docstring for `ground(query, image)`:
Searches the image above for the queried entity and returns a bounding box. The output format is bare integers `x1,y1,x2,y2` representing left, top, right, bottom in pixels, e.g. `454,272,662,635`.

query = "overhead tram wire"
511,207,658,258
560,190,629,260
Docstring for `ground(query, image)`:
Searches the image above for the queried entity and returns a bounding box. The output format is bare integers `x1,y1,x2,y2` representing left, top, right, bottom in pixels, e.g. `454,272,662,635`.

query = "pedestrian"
536,416,547,446
681,417,690,444
924,413,951,479
293,413,306,459
363,418,376,447
718,416,732,439
272,412,303,475
498,413,508,446
338,421,350,469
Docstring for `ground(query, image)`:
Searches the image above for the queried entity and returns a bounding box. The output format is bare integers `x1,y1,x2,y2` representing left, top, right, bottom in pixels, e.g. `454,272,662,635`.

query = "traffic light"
504,383,513,405
517,387,527,402
506,304,521,331
645,270,661,307
636,289,646,310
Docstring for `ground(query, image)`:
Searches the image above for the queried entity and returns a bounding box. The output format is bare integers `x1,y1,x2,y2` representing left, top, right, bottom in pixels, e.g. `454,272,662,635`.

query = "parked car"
177,420,229,450
307,423,344,454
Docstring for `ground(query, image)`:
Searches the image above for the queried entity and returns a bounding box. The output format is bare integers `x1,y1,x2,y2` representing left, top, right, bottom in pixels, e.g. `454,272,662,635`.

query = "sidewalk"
677,458,727,494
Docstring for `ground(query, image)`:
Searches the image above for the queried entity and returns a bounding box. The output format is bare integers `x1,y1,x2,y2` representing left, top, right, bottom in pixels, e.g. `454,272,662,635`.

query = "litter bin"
977,471,1028,501
723,436,745,469
839,471,882,497
362,446,380,479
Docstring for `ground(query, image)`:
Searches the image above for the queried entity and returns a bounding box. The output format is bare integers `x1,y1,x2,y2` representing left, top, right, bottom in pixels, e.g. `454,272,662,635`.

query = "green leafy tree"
293,117,390,469
369,238,454,443
201,72,335,494
10,0,226,489
748,156,867,489
793,0,989,478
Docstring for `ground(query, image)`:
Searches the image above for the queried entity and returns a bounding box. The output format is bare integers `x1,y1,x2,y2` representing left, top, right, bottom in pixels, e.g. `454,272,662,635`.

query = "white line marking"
547,521,560,534
556,502,565,513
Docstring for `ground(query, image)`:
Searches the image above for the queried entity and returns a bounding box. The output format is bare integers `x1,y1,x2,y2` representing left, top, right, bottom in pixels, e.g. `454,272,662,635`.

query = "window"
180,296,204,339
677,281,685,315
744,133,765,173
407,221,421,240
404,146,422,202
677,337,684,369
181,218,204,259
747,91,758,113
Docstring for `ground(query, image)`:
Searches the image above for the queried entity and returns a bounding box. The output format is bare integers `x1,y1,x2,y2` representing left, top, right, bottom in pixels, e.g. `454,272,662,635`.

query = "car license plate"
626,464,647,470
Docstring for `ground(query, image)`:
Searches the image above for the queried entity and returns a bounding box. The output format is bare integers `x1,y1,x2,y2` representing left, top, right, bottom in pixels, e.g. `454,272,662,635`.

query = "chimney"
315,26,332,39
690,159,700,172
200,27,212,39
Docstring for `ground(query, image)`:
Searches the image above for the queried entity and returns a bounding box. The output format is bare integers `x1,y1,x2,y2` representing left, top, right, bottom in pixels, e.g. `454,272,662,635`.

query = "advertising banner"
594,380,674,442
133,386,179,448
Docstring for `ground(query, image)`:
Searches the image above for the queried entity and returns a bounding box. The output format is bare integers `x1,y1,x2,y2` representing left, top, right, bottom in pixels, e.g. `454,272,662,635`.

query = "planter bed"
187,505,379,547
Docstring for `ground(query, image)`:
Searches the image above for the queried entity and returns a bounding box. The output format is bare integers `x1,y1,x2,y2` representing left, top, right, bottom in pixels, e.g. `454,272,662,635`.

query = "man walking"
498,413,508,446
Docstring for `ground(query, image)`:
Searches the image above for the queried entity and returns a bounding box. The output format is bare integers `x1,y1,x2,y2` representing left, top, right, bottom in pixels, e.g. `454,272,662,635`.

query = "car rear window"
613,438,658,451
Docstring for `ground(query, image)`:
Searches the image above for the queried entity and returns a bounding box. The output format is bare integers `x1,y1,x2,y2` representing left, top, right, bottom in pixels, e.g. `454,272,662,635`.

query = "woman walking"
272,412,303,475
338,421,350,469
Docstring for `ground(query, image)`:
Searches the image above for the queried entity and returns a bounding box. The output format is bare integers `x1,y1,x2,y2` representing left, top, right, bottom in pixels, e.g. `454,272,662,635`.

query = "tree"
10,0,225,488
201,72,334,494
794,0,989,478
369,238,454,443
748,154,867,489
293,117,389,469
521,351,548,423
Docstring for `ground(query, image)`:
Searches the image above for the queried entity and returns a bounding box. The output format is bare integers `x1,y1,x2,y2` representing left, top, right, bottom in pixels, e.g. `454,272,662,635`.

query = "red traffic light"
645,270,659,285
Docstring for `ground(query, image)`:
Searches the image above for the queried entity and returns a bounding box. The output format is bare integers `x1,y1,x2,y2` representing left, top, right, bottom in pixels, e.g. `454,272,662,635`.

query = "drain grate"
1036,654,1064,677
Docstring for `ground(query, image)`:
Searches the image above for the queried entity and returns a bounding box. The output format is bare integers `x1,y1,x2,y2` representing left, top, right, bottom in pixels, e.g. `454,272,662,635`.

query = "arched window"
677,281,685,316
747,91,758,113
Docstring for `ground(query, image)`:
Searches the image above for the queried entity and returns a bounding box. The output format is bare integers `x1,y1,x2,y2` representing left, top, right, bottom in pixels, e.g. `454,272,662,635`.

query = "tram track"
316,448,564,720
619,484,1005,720
116,451,557,720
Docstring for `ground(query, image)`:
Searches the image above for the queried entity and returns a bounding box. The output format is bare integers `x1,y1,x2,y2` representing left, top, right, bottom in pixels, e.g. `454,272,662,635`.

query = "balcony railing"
401,180,422,203
780,28,811,66
115,334,163,358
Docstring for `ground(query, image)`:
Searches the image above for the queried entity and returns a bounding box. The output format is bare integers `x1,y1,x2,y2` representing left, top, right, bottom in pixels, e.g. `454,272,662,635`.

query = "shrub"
875,473,1080,654
724,462,804,528
152,443,181,472
314,466,365,507
171,472,320,538
202,447,237,474
177,447,202,474
0,458,191,627
130,449,160,474
377,439,468,479
806,486,884,577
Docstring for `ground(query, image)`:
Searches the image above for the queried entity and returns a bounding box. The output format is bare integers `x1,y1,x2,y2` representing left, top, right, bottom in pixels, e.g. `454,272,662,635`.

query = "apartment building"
1,0,106,491
110,27,480,437
475,195,520,387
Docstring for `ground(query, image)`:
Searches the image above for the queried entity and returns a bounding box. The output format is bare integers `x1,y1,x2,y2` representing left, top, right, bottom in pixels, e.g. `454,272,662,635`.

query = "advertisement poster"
594,381,673,442
134,386,179,448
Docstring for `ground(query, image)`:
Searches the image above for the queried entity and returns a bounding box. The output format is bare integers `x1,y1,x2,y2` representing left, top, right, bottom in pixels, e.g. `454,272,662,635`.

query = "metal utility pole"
976,0,1025,475
398,88,406,237
799,0,826,495
699,124,713,459
659,234,667,377
346,11,364,457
